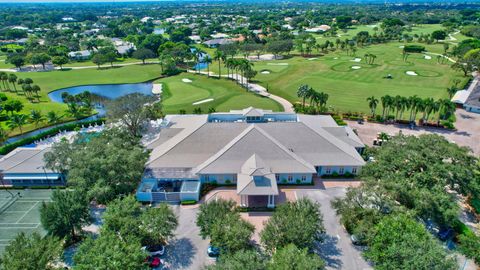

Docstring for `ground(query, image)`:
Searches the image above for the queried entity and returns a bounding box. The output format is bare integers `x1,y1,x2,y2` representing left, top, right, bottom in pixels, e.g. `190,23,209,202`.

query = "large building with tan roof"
137,108,365,207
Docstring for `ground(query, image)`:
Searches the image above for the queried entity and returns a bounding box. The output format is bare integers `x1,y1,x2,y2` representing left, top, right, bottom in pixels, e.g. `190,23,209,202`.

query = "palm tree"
32,85,41,102
7,114,28,134
297,85,310,108
8,74,17,92
30,110,44,128
205,56,212,78
422,98,435,121
46,111,62,124
0,126,8,146
22,84,33,101
367,96,379,117
380,95,391,120
408,95,421,122
440,99,456,121
393,95,403,120
446,86,457,99
318,92,329,112
214,50,224,79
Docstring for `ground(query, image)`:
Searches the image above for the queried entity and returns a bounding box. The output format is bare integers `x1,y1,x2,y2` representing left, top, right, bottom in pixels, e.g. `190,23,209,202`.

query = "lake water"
48,82,153,103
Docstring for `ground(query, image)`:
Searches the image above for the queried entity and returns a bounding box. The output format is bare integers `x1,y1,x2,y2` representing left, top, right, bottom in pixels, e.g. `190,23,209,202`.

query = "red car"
145,256,162,268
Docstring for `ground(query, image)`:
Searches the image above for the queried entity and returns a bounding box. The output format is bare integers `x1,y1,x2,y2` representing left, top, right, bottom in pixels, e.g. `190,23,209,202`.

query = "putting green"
157,73,283,114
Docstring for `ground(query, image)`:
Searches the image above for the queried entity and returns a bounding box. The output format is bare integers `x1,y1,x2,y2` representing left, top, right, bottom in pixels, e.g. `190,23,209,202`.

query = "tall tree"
1,232,63,270
106,93,157,139
261,198,324,252
29,110,44,128
40,190,91,242
365,214,457,270
7,113,28,134
267,244,325,270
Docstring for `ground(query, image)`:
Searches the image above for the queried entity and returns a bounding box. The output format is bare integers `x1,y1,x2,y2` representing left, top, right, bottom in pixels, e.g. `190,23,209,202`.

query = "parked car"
145,256,163,268
350,234,365,246
142,245,165,256
207,245,220,259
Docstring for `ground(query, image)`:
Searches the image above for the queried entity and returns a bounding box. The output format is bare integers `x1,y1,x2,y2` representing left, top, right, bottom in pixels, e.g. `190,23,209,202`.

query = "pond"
4,82,155,144
48,82,153,103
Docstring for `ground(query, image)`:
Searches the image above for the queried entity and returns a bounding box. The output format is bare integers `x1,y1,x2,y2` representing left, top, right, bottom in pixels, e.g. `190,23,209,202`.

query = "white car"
142,245,165,256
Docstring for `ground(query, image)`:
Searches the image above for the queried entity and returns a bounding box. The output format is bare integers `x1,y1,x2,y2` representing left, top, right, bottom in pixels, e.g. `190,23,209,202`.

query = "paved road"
187,70,294,113
297,188,372,270
161,206,211,270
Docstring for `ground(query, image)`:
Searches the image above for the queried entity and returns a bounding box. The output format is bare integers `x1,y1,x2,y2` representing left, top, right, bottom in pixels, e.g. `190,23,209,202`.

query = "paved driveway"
297,188,372,270
161,206,212,270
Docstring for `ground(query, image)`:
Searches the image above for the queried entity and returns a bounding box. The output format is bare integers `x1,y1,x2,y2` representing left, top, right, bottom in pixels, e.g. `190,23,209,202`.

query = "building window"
275,174,279,181
352,167,357,174
301,175,307,182
205,175,209,182
339,167,345,174
325,167,331,174
288,175,293,182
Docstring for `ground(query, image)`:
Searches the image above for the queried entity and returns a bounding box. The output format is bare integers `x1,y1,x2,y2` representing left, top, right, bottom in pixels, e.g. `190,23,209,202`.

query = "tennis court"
0,189,52,254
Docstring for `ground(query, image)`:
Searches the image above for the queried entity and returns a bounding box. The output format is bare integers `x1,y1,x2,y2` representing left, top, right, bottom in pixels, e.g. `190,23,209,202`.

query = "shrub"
331,172,339,177
403,44,425,53
225,179,231,185
471,197,480,214
282,179,287,184
296,179,301,184
181,200,197,205
441,120,455,130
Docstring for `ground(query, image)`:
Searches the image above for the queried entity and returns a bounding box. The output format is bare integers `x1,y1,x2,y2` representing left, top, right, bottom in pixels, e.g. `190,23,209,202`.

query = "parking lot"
160,206,211,270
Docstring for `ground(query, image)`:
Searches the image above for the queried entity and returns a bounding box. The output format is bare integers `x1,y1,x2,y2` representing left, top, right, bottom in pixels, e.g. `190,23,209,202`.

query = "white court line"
15,202,38,224
4,211,26,213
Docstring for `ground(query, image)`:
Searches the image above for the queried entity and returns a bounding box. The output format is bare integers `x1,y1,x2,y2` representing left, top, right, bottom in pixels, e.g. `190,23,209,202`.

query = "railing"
151,191,181,202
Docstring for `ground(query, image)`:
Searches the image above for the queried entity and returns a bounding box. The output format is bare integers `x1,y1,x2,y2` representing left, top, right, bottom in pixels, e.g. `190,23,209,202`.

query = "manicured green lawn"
0,54,10,69
249,42,466,114
2,64,164,136
157,73,283,114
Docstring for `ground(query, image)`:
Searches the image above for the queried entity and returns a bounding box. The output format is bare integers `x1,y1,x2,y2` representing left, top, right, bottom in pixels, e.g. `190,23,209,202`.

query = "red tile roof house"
137,108,365,208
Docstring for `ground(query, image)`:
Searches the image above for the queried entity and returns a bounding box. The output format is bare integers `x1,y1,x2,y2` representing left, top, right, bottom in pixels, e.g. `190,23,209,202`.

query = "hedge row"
0,118,106,155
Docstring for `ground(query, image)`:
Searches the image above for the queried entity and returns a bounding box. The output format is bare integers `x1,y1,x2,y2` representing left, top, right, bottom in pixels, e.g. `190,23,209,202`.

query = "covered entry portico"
237,154,279,208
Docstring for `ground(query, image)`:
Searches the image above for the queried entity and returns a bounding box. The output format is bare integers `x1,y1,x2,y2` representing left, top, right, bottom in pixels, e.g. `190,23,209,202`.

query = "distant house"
305,25,331,33
203,38,233,48
136,108,365,206
0,146,65,187
68,50,91,60
211,33,229,39
140,17,153,23
62,17,75,22
189,35,202,43
116,44,136,56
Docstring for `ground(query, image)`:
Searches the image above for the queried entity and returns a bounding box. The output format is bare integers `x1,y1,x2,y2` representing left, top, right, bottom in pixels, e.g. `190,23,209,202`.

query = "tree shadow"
313,234,343,269
163,237,196,269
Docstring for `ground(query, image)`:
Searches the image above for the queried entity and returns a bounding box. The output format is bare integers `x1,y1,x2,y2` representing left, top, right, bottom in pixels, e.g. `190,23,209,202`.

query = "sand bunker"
399,45,405,49
424,55,432,60
260,71,270,74
267,63,288,66
351,58,362,62
406,71,418,76
152,84,163,94
182,78,193,83
308,58,318,61
192,98,214,105
351,66,361,70
333,57,339,60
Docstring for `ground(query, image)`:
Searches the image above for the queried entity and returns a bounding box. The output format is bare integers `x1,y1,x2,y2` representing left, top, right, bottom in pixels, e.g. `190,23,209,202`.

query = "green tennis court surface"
0,189,52,254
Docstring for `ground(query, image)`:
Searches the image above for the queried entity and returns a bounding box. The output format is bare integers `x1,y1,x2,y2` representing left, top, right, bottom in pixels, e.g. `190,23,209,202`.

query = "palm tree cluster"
364,53,377,64
367,95,456,124
224,58,257,87
4,109,62,137
0,72,41,103
296,84,329,113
